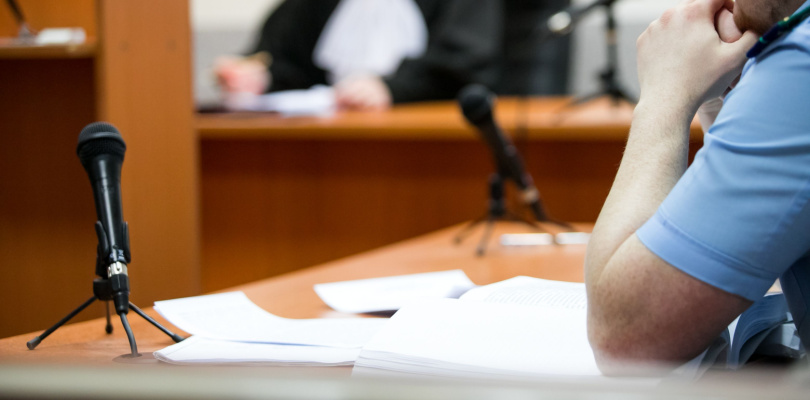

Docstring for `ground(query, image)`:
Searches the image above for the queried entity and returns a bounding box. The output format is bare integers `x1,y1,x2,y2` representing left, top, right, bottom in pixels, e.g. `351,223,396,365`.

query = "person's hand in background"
334,74,393,111
214,53,271,95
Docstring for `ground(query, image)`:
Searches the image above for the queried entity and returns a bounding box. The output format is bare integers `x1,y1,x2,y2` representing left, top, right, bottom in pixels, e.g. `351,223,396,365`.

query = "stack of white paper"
314,270,476,314
223,85,335,116
353,277,601,379
154,336,360,366
153,292,387,366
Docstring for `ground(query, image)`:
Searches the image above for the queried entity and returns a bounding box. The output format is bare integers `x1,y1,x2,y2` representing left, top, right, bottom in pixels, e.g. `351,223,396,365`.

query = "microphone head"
77,122,126,165
458,84,495,125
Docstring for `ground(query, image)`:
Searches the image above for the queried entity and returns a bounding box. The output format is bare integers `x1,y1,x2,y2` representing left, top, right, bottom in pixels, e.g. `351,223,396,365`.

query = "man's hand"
334,75,393,111
214,55,271,95
698,0,746,132
636,0,757,115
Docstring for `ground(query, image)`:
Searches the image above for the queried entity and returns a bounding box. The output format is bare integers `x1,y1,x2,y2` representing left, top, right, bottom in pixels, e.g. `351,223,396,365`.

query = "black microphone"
537,0,611,39
77,122,131,316
459,84,548,221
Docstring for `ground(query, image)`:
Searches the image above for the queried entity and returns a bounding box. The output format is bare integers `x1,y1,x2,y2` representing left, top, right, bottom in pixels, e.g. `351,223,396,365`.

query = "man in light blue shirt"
585,0,810,373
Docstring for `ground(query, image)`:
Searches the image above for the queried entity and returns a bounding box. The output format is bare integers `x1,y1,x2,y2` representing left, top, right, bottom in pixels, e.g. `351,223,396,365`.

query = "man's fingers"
726,30,760,58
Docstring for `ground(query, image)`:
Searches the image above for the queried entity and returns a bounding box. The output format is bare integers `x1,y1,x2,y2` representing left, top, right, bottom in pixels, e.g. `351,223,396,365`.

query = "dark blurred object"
497,0,571,96
249,0,503,104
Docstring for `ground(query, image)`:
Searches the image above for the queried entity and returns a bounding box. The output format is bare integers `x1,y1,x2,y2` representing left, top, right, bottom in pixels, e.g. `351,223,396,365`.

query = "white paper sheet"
314,270,476,313
459,276,587,310
354,298,601,377
223,85,335,116
154,336,360,366
154,292,387,348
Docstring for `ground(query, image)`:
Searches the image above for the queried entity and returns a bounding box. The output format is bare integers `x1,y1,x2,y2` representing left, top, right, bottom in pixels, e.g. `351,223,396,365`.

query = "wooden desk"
0,221,584,363
2,223,808,400
198,97,702,141
197,98,703,293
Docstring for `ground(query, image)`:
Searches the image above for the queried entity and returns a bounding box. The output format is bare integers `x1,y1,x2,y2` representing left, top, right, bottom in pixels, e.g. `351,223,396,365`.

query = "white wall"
191,0,679,104
569,0,680,99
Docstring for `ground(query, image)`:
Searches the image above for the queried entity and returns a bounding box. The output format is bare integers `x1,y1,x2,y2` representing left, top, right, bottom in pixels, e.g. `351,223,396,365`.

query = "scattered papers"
354,298,601,378
314,270,476,314
223,85,335,116
154,336,360,366
154,292,387,348
353,277,599,378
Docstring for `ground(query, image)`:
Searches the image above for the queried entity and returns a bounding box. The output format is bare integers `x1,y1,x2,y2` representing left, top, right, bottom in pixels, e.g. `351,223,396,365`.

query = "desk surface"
197,97,703,141
3,222,810,399
0,221,584,364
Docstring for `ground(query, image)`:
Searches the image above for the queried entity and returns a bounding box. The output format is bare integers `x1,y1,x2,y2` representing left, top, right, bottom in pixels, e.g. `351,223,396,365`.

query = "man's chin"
733,11,770,35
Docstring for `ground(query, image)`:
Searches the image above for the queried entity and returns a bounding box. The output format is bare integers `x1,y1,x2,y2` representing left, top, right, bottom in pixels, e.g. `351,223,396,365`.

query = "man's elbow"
587,314,698,376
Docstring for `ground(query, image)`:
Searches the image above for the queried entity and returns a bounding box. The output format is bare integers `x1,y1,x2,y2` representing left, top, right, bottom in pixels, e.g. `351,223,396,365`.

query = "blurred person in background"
215,0,570,111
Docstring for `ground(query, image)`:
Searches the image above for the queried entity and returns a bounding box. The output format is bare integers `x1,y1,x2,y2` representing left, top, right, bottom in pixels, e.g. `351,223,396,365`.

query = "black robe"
250,0,503,103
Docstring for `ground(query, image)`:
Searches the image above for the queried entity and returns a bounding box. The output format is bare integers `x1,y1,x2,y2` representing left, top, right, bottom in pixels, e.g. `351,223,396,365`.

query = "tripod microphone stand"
26,275,184,356
566,0,635,107
454,173,544,257
27,122,184,357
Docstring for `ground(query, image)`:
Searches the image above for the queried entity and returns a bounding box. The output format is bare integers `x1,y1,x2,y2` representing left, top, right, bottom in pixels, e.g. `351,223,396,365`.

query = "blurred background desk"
197,98,702,293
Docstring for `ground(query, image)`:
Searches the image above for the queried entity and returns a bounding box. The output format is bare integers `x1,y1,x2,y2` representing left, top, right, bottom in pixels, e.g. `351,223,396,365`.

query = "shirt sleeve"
249,0,338,92
384,0,503,103
636,28,810,301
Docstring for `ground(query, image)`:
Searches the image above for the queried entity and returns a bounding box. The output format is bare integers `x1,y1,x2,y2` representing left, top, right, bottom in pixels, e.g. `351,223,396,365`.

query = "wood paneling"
0,0,199,339
96,0,200,307
198,98,703,293
199,138,628,292
0,58,99,338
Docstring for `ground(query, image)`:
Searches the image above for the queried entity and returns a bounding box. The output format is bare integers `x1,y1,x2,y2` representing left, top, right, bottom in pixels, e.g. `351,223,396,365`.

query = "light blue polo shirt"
636,2,810,347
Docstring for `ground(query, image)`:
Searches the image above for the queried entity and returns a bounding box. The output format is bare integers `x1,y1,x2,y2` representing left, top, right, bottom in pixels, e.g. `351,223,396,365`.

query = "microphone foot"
26,337,41,350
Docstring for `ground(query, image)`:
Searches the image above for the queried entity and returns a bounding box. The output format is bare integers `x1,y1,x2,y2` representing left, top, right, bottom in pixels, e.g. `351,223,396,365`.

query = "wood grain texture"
0,0,200,339
0,58,99,339
0,222,588,362
198,100,702,293
200,139,621,292
96,0,201,307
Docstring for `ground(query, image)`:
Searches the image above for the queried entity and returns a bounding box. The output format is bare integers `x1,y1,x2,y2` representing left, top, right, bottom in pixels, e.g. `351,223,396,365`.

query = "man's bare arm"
584,0,757,372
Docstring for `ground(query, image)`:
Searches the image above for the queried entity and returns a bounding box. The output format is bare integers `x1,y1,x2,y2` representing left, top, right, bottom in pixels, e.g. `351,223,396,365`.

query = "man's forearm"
585,100,694,288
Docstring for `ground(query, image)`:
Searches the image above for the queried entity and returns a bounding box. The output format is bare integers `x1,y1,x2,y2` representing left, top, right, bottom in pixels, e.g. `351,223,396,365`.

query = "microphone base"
25,278,185,355
454,173,550,256
454,208,548,257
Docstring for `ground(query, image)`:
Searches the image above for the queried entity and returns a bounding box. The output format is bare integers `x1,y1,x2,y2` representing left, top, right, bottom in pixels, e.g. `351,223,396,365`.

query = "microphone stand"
27,270,184,357
567,0,635,107
5,0,36,40
454,173,544,256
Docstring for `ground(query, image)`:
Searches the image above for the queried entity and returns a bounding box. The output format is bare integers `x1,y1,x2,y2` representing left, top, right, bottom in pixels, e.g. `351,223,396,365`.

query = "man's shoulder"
784,18,810,49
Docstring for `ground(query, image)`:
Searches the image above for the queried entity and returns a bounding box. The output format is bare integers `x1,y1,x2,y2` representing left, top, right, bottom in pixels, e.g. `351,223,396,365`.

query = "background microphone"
537,0,611,39
77,122,131,315
458,84,548,222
